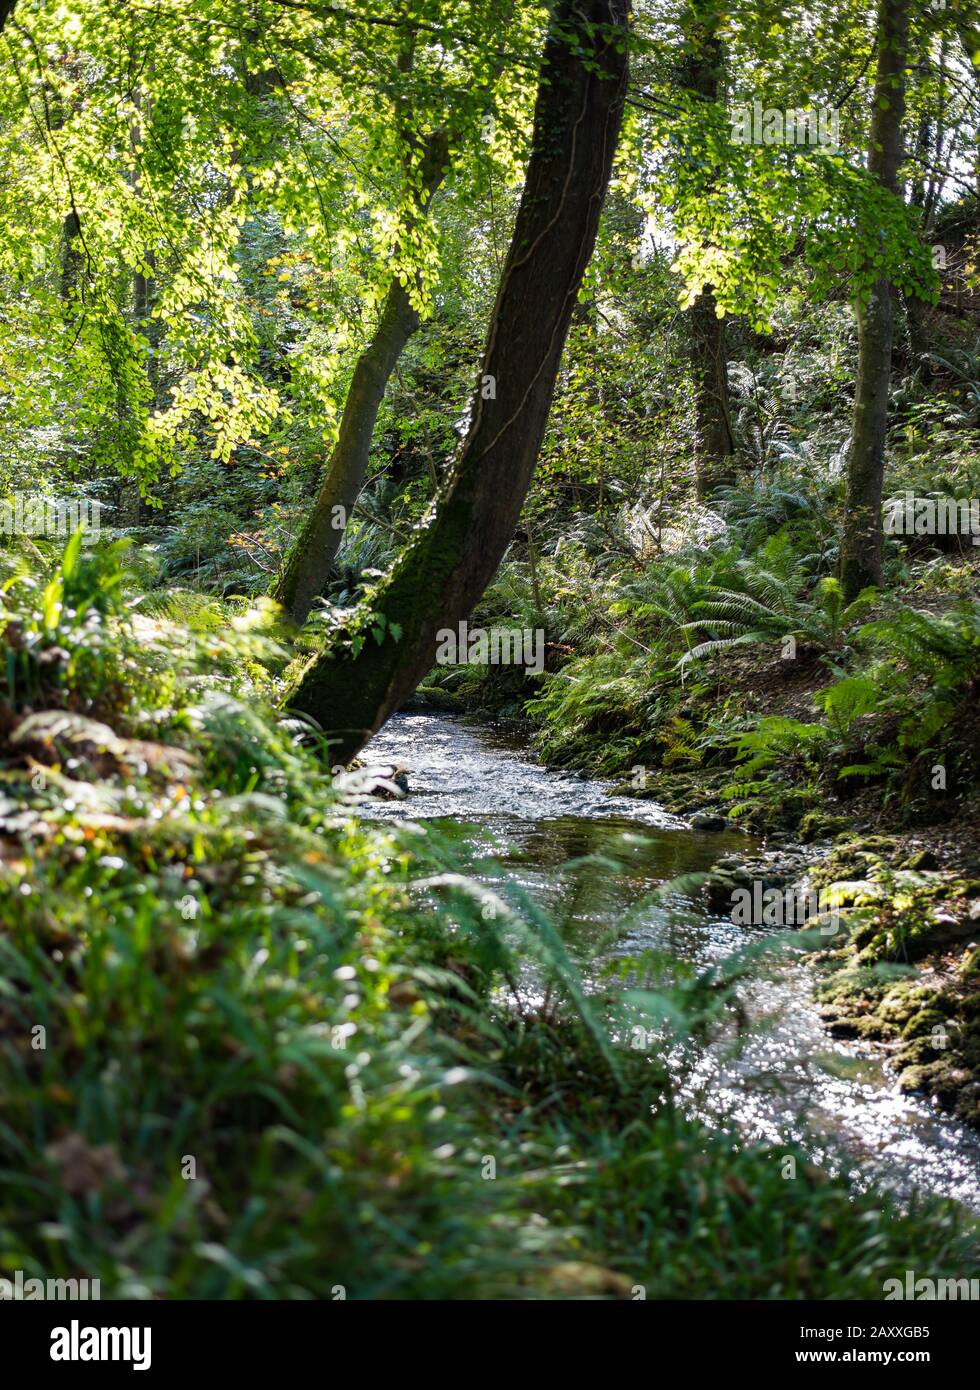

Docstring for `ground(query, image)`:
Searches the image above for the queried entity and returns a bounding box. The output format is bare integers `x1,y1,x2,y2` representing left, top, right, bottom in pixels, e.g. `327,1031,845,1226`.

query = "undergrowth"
1,538,975,1297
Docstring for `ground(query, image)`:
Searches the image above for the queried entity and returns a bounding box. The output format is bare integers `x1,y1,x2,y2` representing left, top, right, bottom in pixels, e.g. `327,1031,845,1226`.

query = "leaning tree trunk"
284,0,631,759
683,1,735,498
274,118,450,624
839,0,910,602
274,276,423,623
0,2,15,33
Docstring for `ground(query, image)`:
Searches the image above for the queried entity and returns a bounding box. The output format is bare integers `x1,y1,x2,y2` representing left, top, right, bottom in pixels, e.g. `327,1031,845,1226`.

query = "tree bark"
284,0,631,759
689,286,735,497
274,277,423,622
839,0,909,602
273,130,450,624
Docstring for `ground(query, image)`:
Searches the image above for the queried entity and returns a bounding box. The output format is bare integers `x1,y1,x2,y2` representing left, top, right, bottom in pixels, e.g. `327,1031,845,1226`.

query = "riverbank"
414,537,980,1136
2,550,978,1297
688,828,980,1130
411,661,980,1133
365,711,980,1212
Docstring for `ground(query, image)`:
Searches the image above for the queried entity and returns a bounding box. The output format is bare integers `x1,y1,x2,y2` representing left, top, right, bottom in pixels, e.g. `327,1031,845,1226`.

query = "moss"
955,1084,980,1127
902,1008,949,1039
879,981,941,1023
896,1035,946,1067
808,926,980,1124
900,848,940,871
814,965,886,1005
853,1014,893,1039
798,811,852,842
809,838,899,891
899,1058,975,1110
849,915,885,949
962,949,980,980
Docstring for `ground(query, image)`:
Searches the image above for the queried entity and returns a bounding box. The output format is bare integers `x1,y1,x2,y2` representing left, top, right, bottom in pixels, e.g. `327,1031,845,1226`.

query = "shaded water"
362,712,980,1213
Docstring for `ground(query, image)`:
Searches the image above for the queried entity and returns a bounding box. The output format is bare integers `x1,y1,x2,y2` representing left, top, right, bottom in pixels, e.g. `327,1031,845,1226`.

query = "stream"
361,711,980,1215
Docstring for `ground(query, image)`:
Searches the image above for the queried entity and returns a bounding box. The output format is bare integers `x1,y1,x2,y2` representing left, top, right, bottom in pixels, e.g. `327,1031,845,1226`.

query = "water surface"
362,712,980,1213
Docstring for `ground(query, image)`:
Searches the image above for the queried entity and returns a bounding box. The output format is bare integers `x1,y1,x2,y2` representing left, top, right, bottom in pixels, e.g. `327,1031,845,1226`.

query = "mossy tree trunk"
839,0,909,602
284,0,631,759
274,20,452,626
274,122,451,625
274,273,425,623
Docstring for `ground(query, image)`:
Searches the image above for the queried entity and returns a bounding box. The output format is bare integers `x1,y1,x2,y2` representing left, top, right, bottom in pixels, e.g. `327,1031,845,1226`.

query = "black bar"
2,1298,974,1374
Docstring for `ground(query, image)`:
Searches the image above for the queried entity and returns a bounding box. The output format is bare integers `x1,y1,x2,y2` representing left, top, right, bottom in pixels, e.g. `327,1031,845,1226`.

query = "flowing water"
361,711,980,1213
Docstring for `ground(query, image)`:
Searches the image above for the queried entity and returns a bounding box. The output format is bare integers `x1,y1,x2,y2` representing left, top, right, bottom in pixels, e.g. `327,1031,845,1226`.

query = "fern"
728,716,829,781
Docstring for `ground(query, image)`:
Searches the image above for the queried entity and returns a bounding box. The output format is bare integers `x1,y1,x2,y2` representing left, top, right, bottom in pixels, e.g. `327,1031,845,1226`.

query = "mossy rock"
901,1008,949,1041
961,991,980,1019
853,1014,893,1039
825,1018,862,1038
849,917,884,950
896,1035,946,1067
899,848,940,871
882,979,938,1007
897,1061,946,1100
810,838,900,889
408,686,465,712
798,811,851,843
854,905,965,965
814,966,884,1005
899,1058,974,1110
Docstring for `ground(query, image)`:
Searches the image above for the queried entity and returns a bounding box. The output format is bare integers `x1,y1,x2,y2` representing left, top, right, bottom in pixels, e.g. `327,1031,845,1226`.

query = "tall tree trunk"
284,0,631,759
689,287,735,497
839,0,909,602
683,2,735,498
274,129,450,624
0,2,16,33
274,278,422,623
